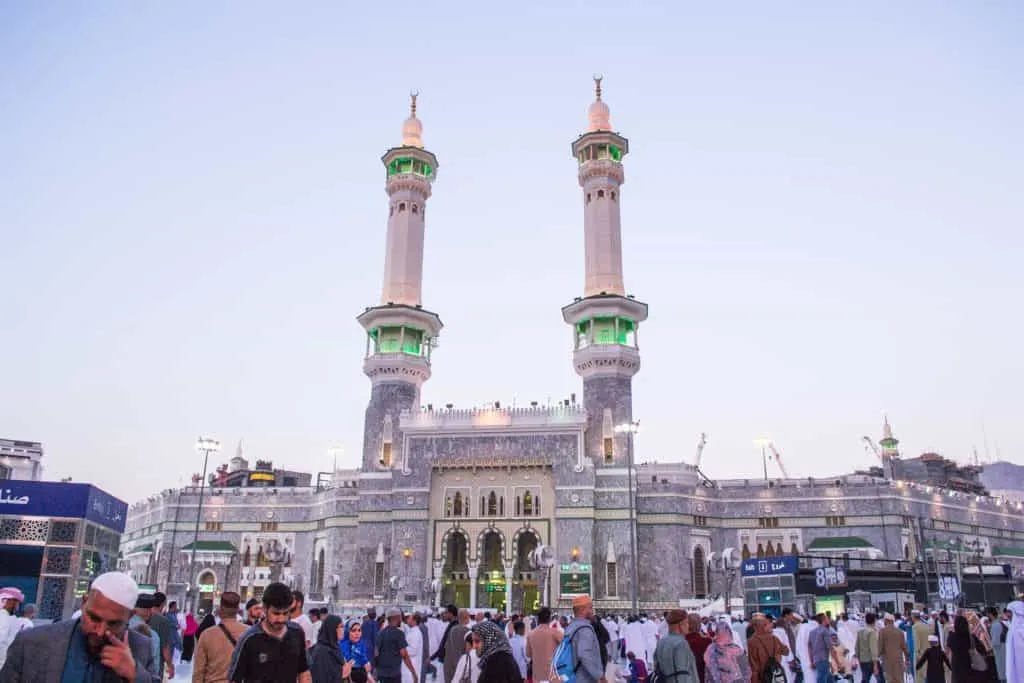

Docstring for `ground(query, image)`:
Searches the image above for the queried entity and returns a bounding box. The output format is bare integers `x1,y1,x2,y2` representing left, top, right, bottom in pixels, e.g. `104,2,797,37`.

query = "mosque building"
119,82,1024,615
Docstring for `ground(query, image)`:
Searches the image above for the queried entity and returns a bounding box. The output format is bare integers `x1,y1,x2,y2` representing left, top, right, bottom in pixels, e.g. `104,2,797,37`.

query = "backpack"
551,623,594,683
761,658,787,683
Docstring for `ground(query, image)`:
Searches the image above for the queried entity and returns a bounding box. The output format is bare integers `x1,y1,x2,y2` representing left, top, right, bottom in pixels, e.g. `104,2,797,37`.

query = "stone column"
468,565,478,609
504,564,514,618
433,562,443,609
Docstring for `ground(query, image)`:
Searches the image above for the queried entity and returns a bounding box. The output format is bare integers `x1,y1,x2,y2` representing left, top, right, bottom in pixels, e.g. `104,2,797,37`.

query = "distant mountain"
980,461,1024,494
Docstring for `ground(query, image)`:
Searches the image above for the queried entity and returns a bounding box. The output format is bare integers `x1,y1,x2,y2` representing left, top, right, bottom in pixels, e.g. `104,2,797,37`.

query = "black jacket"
479,650,524,683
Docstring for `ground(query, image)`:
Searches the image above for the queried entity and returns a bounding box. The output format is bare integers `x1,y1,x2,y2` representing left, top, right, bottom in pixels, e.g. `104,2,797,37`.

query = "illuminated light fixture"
570,547,581,561
402,548,412,559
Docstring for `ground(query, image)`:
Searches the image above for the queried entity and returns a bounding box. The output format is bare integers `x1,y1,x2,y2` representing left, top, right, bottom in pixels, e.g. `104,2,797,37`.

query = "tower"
357,93,443,473
879,416,900,479
562,77,648,466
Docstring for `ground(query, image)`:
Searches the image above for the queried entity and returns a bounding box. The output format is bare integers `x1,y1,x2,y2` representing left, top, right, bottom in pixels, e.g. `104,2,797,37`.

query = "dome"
401,91,423,148
587,99,611,132
586,75,612,132
402,115,423,148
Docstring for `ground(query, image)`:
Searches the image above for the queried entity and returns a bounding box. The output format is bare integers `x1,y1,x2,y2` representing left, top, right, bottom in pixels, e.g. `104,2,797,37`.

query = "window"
398,202,406,212
597,189,605,199
693,546,707,598
380,443,392,468
586,193,592,204
373,562,385,597
693,515,707,527
523,491,533,516
316,548,325,593
606,562,618,598
317,519,326,530
741,544,751,560
790,543,799,555
480,497,486,517
205,522,223,531
412,204,418,214
603,437,614,463
610,191,617,201
826,516,846,527
453,492,464,517
242,546,250,566
758,517,780,529
487,491,498,517
389,205,394,217
259,522,278,532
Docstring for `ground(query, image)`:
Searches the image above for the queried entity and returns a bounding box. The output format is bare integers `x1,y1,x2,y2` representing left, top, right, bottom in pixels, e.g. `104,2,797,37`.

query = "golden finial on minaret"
593,74,603,101
402,90,424,148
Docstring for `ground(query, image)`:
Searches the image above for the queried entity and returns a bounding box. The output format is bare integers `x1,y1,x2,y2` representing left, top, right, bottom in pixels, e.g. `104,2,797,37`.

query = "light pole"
754,438,771,481
187,436,221,611
614,420,640,616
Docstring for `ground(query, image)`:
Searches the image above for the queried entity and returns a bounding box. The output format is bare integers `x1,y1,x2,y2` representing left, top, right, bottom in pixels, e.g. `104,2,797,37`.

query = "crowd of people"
1,573,1023,683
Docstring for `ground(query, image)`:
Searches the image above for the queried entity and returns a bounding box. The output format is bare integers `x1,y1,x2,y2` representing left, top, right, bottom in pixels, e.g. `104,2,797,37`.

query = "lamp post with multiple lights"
614,420,640,615
187,436,221,610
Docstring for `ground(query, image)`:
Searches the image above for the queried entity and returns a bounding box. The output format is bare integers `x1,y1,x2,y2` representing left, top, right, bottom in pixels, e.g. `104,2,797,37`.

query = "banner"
0,481,126,532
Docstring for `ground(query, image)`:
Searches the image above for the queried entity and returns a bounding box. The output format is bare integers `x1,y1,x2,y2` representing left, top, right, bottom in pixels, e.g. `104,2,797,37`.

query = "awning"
180,541,237,553
806,536,874,550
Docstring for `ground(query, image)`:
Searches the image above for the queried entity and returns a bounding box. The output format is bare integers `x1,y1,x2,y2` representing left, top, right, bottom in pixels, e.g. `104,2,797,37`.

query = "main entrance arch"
439,527,470,607
476,529,506,612
511,527,540,614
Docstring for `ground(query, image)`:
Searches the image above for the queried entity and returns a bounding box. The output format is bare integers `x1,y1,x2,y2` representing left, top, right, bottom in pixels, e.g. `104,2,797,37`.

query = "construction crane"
693,433,717,488
766,441,791,479
862,436,882,462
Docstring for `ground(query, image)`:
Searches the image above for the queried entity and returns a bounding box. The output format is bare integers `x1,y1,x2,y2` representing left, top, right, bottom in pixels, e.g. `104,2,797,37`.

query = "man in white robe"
1006,600,1024,683
403,614,424,683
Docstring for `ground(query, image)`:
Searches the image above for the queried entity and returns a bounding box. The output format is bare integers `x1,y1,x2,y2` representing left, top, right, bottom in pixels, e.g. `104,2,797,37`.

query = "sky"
1,2,1022,503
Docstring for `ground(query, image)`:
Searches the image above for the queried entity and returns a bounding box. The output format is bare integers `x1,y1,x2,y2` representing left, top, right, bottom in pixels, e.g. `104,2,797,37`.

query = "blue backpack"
551,624,594,683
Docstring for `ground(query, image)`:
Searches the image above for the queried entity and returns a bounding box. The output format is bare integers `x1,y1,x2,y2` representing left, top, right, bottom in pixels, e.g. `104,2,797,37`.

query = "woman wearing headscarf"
704,621,752,683
194,611,216,644
966,611,997,682
341,619,372,683
946,614,985,683
310,615,350,683
472,619,522,683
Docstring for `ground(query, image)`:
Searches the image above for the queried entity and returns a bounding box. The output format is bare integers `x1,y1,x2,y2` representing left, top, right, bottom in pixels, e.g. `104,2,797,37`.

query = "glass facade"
742,573,796,619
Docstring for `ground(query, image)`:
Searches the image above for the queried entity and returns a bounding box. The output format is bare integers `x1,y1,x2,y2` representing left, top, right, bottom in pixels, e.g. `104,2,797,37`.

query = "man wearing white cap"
0,571,159,682
0,587,26,670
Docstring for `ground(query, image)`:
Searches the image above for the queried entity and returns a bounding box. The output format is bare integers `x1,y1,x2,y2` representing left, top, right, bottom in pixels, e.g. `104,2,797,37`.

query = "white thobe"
403,625,423,683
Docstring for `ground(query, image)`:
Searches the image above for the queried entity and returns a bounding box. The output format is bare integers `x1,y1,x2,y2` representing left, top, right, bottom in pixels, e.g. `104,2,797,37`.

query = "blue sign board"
0,481,127,533
741,555,798,577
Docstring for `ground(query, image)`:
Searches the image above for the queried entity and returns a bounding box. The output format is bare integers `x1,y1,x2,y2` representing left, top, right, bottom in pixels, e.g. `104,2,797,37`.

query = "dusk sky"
2,2,1021,502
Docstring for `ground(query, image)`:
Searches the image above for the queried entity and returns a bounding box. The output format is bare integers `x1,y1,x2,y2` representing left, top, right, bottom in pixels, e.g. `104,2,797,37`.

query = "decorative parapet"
401,404,587,433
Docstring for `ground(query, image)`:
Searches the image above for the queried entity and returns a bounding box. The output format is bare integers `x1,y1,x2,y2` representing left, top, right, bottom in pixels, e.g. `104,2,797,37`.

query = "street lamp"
614,420,640,615
188,436,221,611
754,438,771,481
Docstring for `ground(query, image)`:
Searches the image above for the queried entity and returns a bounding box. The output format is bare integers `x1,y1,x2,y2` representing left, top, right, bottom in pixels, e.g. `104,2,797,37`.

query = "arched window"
316,548,325,593
755,543,764,558
389,205,394,217
611,191,617,201
597,189,605,198
742,544,751,560
398,202,406,212
775,542,784,555
586,193,592,204
904,545,910,559
535,494,541,515
764,544,775,557
523,491,533,516
453,492,463,517
411,204,418,214
790,543,799,556
257,545,267,567
693,546,707,598
487,491,498,517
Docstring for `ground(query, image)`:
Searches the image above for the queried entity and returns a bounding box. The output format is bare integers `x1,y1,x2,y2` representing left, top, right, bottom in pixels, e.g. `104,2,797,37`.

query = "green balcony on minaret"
369,325,426,356
576,143,623,166
575,316,636,349
387,157,434,178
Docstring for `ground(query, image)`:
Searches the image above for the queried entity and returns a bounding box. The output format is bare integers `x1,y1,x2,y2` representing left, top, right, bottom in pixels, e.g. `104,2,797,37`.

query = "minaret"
562,77,648,466
879,416,900,479
356,93,443,472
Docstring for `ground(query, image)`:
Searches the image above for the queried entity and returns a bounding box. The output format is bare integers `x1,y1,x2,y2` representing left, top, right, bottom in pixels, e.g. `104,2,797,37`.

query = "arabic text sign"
0,481,127,532
814,566,848,589
740,555,798,577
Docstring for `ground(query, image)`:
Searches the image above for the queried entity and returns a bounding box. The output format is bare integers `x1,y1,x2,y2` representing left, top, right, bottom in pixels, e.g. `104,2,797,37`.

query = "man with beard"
244,599,263,626
0,572,159,682
228,582,310,683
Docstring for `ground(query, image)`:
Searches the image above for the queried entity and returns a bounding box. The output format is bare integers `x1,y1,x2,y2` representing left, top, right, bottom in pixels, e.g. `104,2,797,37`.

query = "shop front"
740,555,797,619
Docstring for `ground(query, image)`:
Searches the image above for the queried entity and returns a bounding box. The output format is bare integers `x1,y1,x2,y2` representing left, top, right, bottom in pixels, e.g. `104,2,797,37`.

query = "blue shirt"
340,638,370,668
360,618,379,656
808,625,832,663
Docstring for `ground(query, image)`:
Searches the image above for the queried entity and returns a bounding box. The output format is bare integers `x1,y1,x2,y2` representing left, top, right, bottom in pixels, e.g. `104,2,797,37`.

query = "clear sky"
1,2,1021,502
